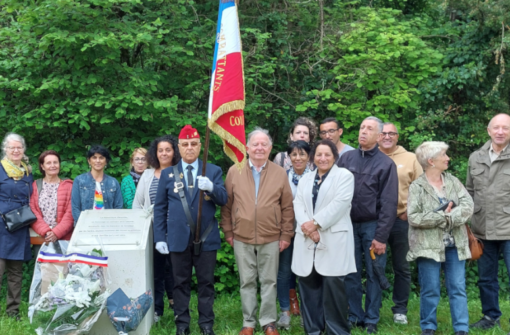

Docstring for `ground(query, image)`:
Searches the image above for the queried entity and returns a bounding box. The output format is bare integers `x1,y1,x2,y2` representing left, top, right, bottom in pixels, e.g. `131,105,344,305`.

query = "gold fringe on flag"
208,100,247,172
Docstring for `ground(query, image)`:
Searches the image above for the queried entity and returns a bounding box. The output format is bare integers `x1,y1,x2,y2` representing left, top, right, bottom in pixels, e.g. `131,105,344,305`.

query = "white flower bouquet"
29,248,109,335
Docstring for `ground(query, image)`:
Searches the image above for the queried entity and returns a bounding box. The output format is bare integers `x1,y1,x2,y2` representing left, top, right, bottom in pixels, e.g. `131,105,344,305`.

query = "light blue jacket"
71,172,123,225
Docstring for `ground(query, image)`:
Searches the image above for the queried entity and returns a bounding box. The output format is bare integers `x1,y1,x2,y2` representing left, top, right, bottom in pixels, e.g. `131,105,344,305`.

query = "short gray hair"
247,127,273,146
1,132,32,171
383,122,398,133
415,141,449,170
363,116,383,133
2,132,26,158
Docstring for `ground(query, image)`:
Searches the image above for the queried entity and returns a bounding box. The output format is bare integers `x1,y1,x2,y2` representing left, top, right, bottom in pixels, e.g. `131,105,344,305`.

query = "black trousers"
299,267,351,335
170,238,217,328
154,245,174,316
387,218,411,315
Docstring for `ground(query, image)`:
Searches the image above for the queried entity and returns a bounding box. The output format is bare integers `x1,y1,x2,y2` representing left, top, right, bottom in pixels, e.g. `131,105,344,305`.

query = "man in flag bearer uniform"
153,125,228,335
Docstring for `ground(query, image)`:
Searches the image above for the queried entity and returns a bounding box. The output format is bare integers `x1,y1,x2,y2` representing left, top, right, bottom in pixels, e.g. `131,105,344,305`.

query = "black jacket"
337,144,398,243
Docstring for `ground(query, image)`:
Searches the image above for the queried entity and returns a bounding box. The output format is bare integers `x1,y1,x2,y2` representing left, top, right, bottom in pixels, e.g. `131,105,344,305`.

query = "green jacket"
466,140,510,240
121,175,136,209
406,172,473,263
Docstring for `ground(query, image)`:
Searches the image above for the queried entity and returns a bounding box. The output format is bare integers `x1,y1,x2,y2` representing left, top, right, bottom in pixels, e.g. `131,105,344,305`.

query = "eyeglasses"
179,141,200,148
7,146,24,152
134,158,146,162
381,132,398,138
319,129,338,136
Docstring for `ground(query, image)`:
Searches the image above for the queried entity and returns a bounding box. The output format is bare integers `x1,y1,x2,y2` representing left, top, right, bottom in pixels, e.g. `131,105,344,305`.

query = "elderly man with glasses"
377,122,423,325
318,117,354,162
153,125,228,335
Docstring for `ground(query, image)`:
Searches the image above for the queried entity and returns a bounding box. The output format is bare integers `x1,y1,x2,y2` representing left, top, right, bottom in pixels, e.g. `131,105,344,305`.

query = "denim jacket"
71,172,123,225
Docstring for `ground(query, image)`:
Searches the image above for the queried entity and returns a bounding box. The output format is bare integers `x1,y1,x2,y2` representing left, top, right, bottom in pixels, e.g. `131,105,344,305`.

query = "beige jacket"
383,146,423,216
466,140,510,240
221,161,295,244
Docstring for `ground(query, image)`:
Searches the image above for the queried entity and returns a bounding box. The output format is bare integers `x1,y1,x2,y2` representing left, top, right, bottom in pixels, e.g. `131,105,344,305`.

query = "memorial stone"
68,209,154,335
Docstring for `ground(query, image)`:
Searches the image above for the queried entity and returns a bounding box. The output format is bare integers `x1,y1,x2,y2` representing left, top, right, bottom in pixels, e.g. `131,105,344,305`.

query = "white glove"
197,176,214,192
155,242,169,254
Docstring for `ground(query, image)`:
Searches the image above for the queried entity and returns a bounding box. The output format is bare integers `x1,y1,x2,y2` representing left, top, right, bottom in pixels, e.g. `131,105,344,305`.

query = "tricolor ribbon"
37,251,108,267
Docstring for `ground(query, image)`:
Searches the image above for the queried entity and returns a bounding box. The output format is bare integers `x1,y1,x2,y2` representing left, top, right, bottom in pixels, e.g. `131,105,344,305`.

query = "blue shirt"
181,159,199,188
249,159,266,199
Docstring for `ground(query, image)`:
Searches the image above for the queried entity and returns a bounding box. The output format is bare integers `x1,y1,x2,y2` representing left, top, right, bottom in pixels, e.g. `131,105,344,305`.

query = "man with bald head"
221,127,294,335
467,113,510,331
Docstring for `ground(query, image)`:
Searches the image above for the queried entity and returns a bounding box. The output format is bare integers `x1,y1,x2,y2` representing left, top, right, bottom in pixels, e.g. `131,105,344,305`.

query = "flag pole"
194,124,211,255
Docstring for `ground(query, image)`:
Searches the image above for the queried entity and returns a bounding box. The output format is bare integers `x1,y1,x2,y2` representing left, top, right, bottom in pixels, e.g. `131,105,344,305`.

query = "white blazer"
291,165,356,277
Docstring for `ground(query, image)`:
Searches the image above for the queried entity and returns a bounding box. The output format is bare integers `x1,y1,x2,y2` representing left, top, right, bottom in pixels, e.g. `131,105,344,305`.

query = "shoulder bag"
447,177,484,260
1,180,37,233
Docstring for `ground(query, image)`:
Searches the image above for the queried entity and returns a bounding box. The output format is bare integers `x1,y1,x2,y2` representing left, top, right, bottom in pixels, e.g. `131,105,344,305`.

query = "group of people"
0,113,509,335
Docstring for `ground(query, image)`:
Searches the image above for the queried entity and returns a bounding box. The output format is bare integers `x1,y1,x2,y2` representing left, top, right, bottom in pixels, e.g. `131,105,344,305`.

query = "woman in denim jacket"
71,145,123,225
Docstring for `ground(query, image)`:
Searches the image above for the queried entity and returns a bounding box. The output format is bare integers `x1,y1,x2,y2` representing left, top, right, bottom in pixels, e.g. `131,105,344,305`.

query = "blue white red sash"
37,251,108,267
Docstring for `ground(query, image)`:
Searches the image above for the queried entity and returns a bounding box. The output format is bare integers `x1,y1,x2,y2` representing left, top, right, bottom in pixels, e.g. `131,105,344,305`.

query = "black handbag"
1,181,37,233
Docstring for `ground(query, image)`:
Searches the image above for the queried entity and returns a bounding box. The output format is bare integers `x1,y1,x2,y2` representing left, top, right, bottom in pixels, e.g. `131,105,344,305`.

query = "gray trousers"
234,239,279,328
0,258,24,315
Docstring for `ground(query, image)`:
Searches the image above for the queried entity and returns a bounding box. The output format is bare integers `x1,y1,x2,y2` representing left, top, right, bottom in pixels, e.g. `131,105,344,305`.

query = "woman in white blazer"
292,139,356,335
133,135,180,322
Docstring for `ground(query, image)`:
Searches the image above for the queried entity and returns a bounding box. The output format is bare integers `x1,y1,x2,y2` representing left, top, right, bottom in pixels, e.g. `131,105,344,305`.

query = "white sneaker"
154,312,161,323
276,312,291,330
394,313,408,324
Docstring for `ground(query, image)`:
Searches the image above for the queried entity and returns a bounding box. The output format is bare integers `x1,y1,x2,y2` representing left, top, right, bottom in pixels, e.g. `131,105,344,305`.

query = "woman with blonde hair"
0,132,33,319
407,141,473,335
121,147,149,209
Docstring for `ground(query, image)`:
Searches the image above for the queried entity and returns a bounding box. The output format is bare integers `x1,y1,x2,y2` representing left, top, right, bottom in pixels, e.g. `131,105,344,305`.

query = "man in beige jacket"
467,113,510,331
377,122,423,325
221,127,295,335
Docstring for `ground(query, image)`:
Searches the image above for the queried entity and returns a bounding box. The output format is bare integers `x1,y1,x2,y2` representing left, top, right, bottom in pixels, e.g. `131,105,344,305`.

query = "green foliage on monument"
1,0,509,295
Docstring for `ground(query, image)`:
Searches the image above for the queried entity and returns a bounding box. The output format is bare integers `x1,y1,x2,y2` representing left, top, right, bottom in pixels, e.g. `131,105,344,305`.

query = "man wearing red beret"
153,125,228,335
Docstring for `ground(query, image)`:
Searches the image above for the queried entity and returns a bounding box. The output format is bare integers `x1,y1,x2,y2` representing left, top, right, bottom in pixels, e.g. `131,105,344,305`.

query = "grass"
2,294,510,335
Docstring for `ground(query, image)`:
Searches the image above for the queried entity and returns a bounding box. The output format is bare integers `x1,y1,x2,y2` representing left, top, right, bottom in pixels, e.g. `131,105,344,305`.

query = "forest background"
1,0,509,299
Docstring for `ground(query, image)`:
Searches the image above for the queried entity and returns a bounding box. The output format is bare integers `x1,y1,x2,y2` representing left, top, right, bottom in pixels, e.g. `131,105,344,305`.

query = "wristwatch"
313,220,321,228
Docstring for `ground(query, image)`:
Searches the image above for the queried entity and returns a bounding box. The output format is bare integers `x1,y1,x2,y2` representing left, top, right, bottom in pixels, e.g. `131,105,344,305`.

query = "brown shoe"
263,323,280,335
238,327,254,335
289,289,301,316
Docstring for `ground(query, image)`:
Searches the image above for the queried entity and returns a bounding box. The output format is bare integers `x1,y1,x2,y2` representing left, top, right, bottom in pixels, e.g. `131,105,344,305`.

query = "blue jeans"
345,221,386,324
417,247,469,332
277,237,296,311
477,239,510,320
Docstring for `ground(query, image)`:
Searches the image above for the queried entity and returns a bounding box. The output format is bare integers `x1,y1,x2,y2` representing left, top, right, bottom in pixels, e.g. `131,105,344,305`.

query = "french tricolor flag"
208,0,247,171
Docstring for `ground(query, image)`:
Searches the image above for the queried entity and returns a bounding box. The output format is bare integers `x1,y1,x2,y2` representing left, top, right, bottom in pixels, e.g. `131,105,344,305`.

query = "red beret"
178,125,200,140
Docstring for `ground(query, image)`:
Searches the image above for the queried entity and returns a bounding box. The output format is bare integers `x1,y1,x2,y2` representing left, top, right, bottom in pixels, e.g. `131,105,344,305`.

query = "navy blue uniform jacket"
0,165,33,261
153,159,227,253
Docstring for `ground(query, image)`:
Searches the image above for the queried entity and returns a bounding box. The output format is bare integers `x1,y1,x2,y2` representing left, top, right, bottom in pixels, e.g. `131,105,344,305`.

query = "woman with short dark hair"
276,140,312,329
71,145,123,224
30,150,74,245
133,135,180,322
292,139,355,334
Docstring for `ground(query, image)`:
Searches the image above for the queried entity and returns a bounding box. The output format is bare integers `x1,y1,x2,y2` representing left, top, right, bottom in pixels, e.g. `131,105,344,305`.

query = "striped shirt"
149,176,160,205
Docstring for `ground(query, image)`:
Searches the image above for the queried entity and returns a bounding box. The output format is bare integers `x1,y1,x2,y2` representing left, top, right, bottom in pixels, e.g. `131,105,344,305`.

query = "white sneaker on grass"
393,313,408,324
277,312,291,330
154,312,161,323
